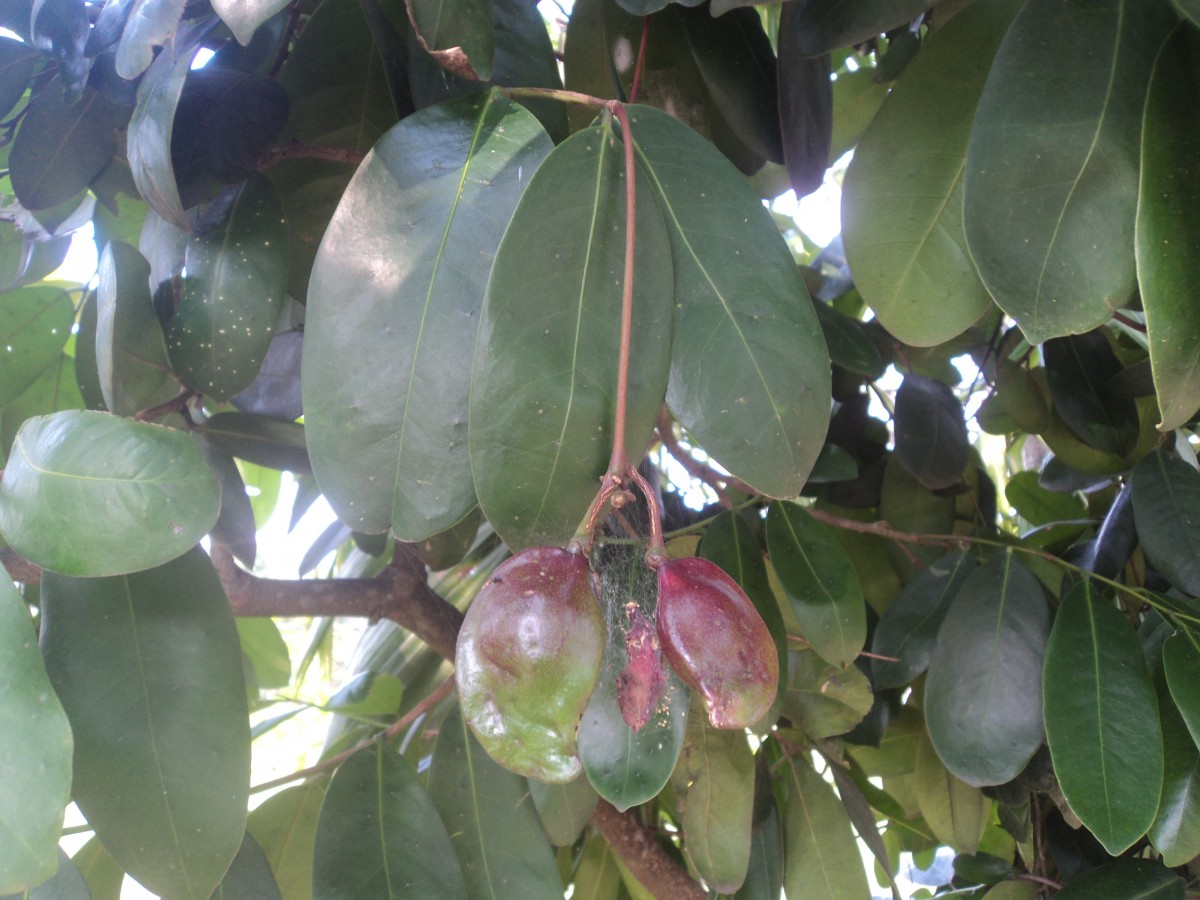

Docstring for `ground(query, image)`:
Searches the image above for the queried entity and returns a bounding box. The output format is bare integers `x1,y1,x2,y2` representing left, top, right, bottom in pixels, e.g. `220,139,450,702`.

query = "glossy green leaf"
1043,333,1140,455
128,38,198,229
1137,23,1200,430
213,0,289,45
782,649,872,739
1149,675,1200,867
924,553,1050,787
630,105,830,498
766,501,866,667
843,0,1017,347
733,804,783,900
201,411,309,473
10,84,126,212
914,734,989,854
893,373,969,489
0,410,220,576
313,744,466,899
406,0,493,81
1043,582,1162,854
0,578,72,894
0,285,73,408
428,705,561,899
166,176,287,400
1132,449,1200,595
95,241,177,417
963,0,1176,344
871,550,977,690
115,0,185,79
213,834,281,900
1053,858,1183,900
40,547,250,900
1164,634,1200,750
246,781,326,900
781,753,871,900
306,92,551,542
470,119,671,550
674,702,754,894
529,775,598,847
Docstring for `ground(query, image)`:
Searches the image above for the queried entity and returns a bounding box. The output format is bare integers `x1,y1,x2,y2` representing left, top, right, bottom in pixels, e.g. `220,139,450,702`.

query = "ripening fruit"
616,603,665,732
455,545,604,782
656,556,777,729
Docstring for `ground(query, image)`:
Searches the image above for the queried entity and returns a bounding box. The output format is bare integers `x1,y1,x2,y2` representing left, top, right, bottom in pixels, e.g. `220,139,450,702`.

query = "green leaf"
469,118,672,550
236,618,290,690
733,804,783,900
204,446,257,568
10,84,126,212
95,241,178,417
246,781,326,900
40,547,250,900
781,753,871,900
213,834,281,900
213,0,289,45
914,733,989,854
764,0,929,55
572,837,620,900
776,21,831,198
1003,470,1087,528
878,452,957,581
871,550,977,690
406,0,494,81
765,501,866,668
0,285,73,408
630,105,830,498
963,0,1176,344
528,775,598,847
0,850,89,900
0,579,72,894
0,354,85,461
1043,333,1140,455
71,838,124,900
893,373,969,489
842,0,1017,347
305,92,551,542
1149,674,1200,867
201,411,310,473
1137,23,1200,430
128,38,198,229
115,0,185,79
167,176,288,401
1132,450,1200,595
674,702,754,894
782,649,873,739
924,552,1050,786
1164,634,1200,750
0,39,37,119
0,410,220,576
1043,582,1163,854
1054,858,1183,900
313,744,466,899
428,704,562,899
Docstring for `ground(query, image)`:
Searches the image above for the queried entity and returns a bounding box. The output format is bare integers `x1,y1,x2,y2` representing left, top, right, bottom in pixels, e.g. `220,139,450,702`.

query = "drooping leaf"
1082,480,1136,578
1043,582,1163,854
812,300,884,379
470,117,671,550
428,705,561,899
0,353,86,462
1149,674,1200,867
914,733,989,854
924,552,1050,786
893,373,969,489
0,410,220,576
40,547,250,900
768,0,930,55
200,411,310,473
1132,449,1200,595
1137,23,1200,430
231,329,302,421
405,0,494,81
842,0,1018,347
213,834,281,900
167,176,288,401
236,618,290,690
204,446,258,568
0,579,72,895
674,702,754,894
571,837,621,900
1163,633,1200,751
213,0,289,45
1043,332,1140,455
313,744,467,899
766,501,866,667
871,550,977,690
782,649,873,739
776,10,832,198
0,285,73,408
115,0,185,79
528,775,598,847
734,804,783,900
963,0,1177,343
306,92,551,542
781,752,871,900
1053,858,1183,900
630,105,830,498
95,240,178,417
10,84,127,212
246,781,327,900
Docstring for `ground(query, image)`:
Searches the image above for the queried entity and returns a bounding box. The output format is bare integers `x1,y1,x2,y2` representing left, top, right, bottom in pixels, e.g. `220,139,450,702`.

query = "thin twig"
629,16,651,104
656,408,735,507
258,140,368,171
608,101,638,478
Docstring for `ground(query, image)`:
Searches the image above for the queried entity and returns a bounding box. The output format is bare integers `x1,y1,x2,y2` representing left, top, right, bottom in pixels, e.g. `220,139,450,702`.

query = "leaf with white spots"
168,175,289,401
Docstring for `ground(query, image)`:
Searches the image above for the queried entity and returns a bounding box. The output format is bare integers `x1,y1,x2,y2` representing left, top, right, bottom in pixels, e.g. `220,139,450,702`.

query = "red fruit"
655,556,777,729
455,546,604,783
616,603,665,731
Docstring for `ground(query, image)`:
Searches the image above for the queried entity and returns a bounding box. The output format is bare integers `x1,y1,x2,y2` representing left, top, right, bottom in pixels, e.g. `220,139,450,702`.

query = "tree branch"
591,801,707,899
257,140,368,170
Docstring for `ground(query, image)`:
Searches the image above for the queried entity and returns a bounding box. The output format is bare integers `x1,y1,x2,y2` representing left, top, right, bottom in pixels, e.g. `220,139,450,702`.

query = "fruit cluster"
455,543,778,782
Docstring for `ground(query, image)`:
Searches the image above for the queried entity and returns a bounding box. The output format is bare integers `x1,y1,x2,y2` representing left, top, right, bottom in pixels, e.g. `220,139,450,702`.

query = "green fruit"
455,546,604,782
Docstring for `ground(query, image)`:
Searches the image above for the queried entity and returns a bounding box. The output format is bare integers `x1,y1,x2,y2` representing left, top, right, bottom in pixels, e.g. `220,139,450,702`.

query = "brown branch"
258,140,368,171
655,408,743,507
591,800,707,900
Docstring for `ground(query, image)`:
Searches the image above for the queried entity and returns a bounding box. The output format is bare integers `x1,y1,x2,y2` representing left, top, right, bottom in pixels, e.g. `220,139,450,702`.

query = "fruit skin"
455,546,604,783
656,556,778,729
617,603,665,731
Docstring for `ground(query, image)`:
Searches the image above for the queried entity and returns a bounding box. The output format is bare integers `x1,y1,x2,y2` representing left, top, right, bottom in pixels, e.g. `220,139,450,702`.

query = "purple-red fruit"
656,556,778,729
455,546,604,783
617,603,665,732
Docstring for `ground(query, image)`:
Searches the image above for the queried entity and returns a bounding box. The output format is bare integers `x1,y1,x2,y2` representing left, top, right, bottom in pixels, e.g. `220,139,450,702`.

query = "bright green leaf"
782,649,873,739
246,781,326,900
0,285,73,408
914,733,989,854
781,753,871,900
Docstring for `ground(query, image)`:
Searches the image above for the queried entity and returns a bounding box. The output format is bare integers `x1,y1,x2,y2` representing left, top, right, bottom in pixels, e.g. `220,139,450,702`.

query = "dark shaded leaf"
203,445,257,568
30,0,89,97
1149,665,1200,866
894,373,969,489
925,553,1050,786
231,329,302,420
213,834,281,900
201,411,310,473
1132,450,1200,595
773,0,929,56
733,804,783,900
1164,634,1200,752
1081,480,1136,578
298,519,351,577
40,547,250,900
1043,332,1140,455
0,39,38,119
405,0,493,81
0,411,220,576
812,300,884,379
776,14,832,199
1053,858,1183,900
